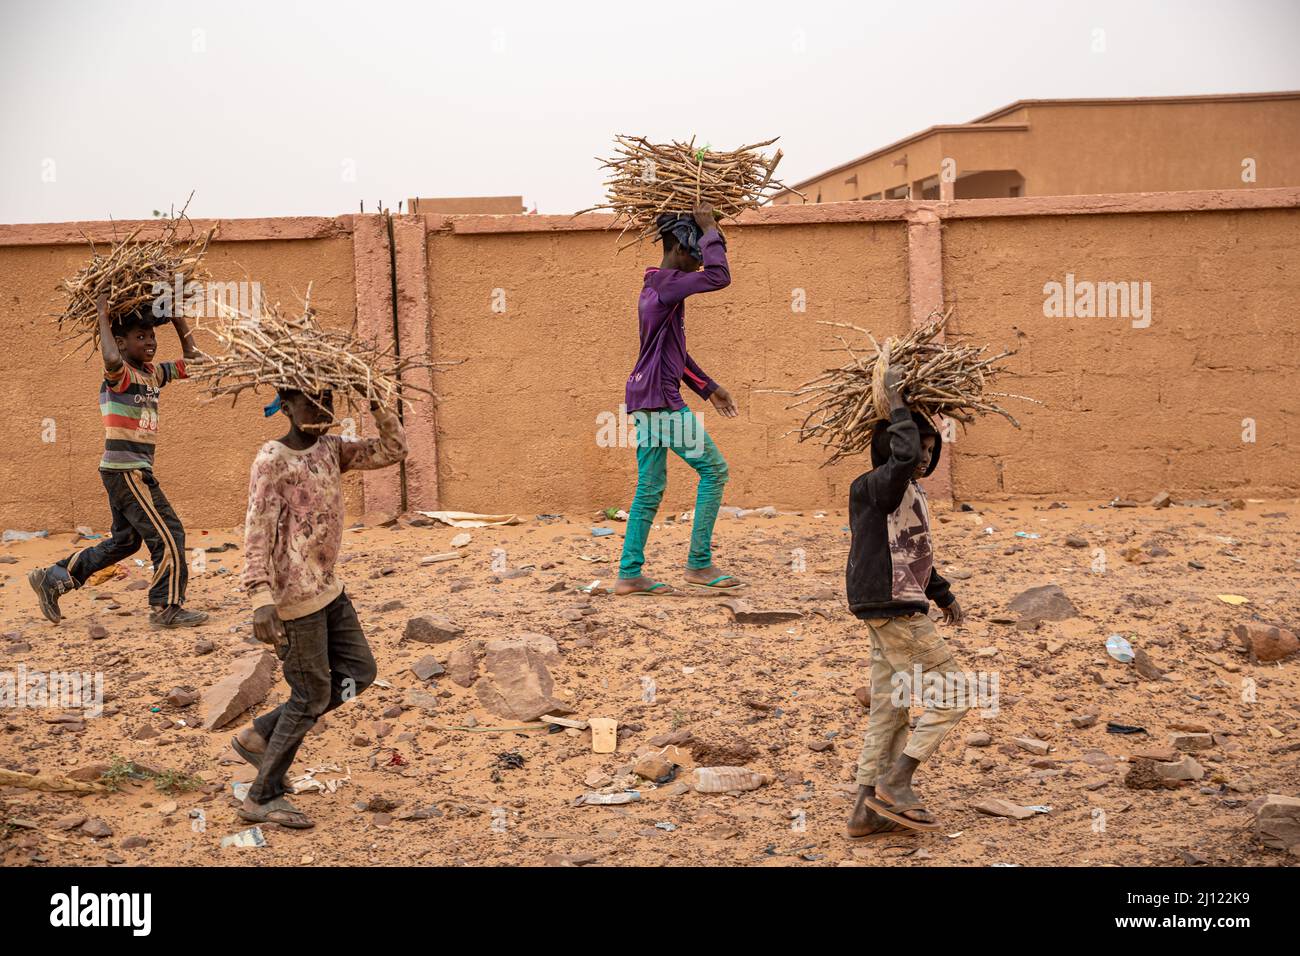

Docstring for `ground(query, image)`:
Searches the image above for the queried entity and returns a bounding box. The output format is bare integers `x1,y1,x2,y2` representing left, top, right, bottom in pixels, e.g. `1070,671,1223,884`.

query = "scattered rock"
1232,622,1299,663
1007,585,1079,624
1172,732,1214,752
1150,491,1172,509
688,737,757,766
1071,714,1098,729
1154,754,1205,783
88,624,109,640
165,687,198,708
202,651,277,731
973,798,1036,820
1132,648,1166,681
474,639,569,721
194,639,215,656
404,616,464,644
720,598,803,626
1254,794,1300,850
852,686,870,710
410,656,445,681
1012,736,1051,756
634,753,674,781
1064,535,1089,548
965,731,992,747
446,644,479,687
80,818,113,838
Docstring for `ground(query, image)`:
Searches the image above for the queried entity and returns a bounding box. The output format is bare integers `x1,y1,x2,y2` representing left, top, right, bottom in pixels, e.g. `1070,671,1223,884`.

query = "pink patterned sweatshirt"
242,408,408,620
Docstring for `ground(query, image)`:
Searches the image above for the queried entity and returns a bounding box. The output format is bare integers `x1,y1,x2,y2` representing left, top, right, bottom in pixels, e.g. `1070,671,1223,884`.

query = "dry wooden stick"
55,193,215,357
575,135,805,250
186,285,458,428
761,309,1039,466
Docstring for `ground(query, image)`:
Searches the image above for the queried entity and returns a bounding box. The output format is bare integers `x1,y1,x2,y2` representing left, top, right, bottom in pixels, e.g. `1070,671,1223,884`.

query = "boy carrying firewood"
845,366,969,837
614,201,745,597
30,293,208,628
231,387,406,829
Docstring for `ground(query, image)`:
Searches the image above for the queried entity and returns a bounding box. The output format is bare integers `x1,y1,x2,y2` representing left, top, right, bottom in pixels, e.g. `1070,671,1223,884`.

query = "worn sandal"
684,575,748,593
238,795,314,829
620,582,676,597
862,793,941,832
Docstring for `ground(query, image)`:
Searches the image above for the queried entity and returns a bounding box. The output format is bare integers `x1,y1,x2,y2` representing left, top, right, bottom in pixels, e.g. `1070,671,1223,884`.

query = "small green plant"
100,756,149,791
99,756,202,794
153,769,204,795
671,709,687,730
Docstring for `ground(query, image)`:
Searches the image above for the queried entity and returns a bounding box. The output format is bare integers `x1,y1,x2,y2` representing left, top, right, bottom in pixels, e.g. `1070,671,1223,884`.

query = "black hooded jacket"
846,407,955,619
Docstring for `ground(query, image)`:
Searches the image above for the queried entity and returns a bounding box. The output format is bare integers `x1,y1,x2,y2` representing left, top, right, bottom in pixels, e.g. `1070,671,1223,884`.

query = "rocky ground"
1,496,1298,867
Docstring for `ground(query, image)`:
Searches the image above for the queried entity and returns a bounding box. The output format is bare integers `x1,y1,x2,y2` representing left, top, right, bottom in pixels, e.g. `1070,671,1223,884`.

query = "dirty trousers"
58,469,188,608
854,612,970,787
248,592,376,803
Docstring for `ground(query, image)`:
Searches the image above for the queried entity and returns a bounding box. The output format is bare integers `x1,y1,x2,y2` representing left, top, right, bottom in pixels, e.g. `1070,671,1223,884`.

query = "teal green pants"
618,407,729,579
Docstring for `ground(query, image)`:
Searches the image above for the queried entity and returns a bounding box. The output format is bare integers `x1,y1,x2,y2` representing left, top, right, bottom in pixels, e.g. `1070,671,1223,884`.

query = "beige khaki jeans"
854,612,969,787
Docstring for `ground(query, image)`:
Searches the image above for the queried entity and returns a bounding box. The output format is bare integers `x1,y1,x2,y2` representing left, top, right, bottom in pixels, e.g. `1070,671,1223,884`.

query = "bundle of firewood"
577,135,804,250
781,309,1037,465
187,286,445,425
55,196,214,356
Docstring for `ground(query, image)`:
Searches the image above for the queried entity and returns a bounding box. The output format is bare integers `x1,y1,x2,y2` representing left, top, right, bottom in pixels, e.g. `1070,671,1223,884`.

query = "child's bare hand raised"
884,365,907,409
95,292,109,319
692,203,718,234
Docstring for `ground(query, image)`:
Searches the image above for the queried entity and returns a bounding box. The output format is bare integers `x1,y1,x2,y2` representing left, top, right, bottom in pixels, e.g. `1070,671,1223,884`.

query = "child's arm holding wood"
96,293,123,373
169,312,203,361
339,397,409,473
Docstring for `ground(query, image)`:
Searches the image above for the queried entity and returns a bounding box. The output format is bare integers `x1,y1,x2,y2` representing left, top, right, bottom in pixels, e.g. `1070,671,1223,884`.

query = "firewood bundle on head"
186,286,439,427
56,197,214,357
782,309,1038,466
577,135,805,250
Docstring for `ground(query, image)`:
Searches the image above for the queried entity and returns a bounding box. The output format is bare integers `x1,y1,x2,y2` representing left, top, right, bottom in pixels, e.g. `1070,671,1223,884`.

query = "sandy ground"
1,496,1298,867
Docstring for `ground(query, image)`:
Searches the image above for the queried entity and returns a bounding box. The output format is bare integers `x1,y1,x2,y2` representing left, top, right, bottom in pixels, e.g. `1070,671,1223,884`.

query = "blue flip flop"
620,582,676,597
684,575,748,593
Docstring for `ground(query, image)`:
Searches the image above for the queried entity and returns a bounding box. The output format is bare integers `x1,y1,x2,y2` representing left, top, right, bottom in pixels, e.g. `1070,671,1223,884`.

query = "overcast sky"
2,0,1298,223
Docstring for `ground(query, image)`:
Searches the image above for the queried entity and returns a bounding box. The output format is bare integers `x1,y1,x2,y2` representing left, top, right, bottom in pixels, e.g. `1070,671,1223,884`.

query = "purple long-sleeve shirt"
624,228,730,413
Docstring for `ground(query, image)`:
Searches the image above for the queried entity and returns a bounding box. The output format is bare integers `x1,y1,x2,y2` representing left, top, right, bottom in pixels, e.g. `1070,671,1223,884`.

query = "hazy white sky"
2,0,1298,223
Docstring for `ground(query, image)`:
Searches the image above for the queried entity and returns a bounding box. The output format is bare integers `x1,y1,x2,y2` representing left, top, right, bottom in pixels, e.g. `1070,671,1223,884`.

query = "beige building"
772,91,1300,203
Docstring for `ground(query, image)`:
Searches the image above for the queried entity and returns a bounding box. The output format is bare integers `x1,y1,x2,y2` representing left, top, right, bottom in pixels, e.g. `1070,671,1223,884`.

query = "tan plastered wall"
423,219,912,516
942,207,1300,499
2,190,1298,530
0,227,361,531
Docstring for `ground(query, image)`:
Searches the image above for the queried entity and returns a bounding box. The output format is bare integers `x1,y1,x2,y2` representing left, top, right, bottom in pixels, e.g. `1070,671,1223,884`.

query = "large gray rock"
203,650,276,730
1008,584,1079,624
474,638,569,721
1254,794,1300,850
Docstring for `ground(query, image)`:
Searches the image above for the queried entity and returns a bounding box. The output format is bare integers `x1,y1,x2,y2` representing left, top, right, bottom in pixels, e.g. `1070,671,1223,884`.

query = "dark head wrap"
655,212,704,261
